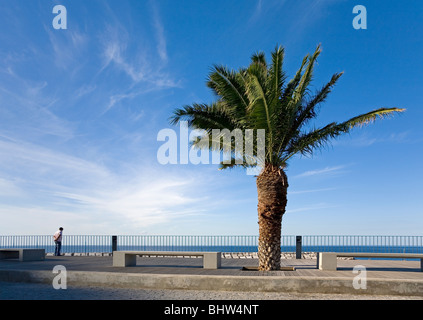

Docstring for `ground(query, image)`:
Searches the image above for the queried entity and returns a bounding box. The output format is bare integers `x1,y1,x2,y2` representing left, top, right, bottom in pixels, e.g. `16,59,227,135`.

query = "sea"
29,244,423,258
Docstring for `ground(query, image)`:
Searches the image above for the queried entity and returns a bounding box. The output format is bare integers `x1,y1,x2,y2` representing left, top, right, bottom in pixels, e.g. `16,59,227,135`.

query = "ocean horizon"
4,244,422,256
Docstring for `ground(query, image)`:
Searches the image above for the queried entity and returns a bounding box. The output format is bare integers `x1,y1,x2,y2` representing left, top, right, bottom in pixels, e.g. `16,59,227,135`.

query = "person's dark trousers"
54,241,62,256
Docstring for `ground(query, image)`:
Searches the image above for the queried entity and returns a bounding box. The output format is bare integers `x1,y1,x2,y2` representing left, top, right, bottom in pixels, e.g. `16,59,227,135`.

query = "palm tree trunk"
256,164,288,271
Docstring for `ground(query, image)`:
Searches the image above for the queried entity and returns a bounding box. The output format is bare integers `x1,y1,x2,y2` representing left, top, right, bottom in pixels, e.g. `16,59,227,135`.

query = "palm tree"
170,45,405,271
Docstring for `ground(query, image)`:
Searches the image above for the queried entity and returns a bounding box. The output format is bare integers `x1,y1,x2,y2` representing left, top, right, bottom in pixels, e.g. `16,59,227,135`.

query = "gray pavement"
1,255,423,300
1,281,421,300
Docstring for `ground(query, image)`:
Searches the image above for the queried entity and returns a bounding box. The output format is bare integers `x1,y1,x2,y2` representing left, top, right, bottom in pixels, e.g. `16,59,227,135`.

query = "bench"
112,251,221,269
317,252,423,271
0,248,45,262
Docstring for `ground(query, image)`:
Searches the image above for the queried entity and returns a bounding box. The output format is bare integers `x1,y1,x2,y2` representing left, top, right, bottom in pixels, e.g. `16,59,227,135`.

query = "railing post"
296,236,302,259
112,235,117,254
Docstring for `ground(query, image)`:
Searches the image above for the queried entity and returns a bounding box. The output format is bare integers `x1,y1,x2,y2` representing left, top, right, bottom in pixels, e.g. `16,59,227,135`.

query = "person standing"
53,227,64,256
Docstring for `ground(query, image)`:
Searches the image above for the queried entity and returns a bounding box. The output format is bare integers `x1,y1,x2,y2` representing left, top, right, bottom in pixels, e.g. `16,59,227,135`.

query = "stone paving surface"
1,255,423,300
1,281,422,300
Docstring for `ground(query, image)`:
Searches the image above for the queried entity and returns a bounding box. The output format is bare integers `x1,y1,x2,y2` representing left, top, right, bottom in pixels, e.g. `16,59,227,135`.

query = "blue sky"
0,0,422,236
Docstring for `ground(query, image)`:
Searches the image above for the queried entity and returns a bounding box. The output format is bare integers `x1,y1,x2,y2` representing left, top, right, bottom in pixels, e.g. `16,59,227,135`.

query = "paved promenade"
1,255,423,300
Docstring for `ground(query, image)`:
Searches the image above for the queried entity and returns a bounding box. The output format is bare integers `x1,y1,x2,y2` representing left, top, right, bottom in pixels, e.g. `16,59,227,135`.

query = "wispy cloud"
333,131,411,148
294,165,348,178
46,27,89,73
100,29,146,83
98,13,180,113
273,0,342,47
0,135,109,181
290,187,338,195
52,177,207,229
0,177,25,197
103,89,146,114
98,6,175,87
0,76,74,141
249,0,287,24
149,1,168,64
0,135,211,234
249,0,263,23
75,84,97,99
286,203,339,214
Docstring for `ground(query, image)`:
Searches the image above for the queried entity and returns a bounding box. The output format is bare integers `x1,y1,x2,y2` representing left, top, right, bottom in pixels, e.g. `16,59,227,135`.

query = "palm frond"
268,46,286,93
276,71,344,156
296,72,344,127
169,102,239,133
267,46,286,120
218,153,265,170
283,107,406,161
206,65,249,121
281,55,308,101
291,45,321,107
171,44,406,171
250,51,267,66
337,108,406,130
245,73,274,162
274,52,314,157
